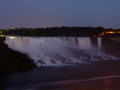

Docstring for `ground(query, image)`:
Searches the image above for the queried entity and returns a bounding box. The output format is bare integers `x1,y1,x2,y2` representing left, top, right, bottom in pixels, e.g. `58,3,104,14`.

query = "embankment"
0,36,36,74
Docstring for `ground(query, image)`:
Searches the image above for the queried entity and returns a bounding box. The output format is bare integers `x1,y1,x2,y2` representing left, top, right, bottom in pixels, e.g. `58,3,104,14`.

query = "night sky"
0,0,120,29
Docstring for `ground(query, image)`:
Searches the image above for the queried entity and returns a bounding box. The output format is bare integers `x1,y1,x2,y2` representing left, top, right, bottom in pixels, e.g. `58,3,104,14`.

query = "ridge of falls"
5,36,119,67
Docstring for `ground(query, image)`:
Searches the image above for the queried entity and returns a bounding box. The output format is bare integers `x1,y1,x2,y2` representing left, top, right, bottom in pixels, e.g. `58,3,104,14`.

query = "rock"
0,36,36,74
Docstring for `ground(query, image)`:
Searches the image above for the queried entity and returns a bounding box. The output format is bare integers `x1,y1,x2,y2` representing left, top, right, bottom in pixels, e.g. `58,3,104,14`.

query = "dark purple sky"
0,0,120,29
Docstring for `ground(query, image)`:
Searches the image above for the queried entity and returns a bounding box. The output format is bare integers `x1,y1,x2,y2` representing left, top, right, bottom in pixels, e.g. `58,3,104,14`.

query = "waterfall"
5,36,119,67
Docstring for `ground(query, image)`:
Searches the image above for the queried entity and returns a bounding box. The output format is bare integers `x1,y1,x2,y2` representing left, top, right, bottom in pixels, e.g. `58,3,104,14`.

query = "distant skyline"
0,0,120,29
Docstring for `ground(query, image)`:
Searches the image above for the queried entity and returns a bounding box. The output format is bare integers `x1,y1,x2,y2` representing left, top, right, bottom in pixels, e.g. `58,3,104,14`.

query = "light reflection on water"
5,36,119,67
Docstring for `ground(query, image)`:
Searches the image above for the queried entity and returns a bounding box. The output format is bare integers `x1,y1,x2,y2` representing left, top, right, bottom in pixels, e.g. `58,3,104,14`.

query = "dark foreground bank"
0,37,36,74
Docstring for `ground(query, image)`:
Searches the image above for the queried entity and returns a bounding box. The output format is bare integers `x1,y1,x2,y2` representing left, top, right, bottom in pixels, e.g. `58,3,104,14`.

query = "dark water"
1,36,120,90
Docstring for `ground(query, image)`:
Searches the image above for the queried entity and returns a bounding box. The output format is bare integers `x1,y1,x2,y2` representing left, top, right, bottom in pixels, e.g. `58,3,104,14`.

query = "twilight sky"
0,0,120,29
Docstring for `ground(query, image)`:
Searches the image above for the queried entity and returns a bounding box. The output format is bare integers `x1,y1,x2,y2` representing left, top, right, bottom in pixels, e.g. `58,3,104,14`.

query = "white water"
5,36,119,67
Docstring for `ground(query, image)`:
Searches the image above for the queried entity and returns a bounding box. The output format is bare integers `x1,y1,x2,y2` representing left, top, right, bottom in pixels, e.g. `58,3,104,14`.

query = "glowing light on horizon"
9,36,16,39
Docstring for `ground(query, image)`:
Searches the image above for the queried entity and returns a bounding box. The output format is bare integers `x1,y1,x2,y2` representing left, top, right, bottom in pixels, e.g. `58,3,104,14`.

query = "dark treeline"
1,27,120,36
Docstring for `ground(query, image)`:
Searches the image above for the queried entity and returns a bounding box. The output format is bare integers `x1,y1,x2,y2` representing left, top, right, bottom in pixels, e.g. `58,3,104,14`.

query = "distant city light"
98,30,120,37
9,37,16,39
